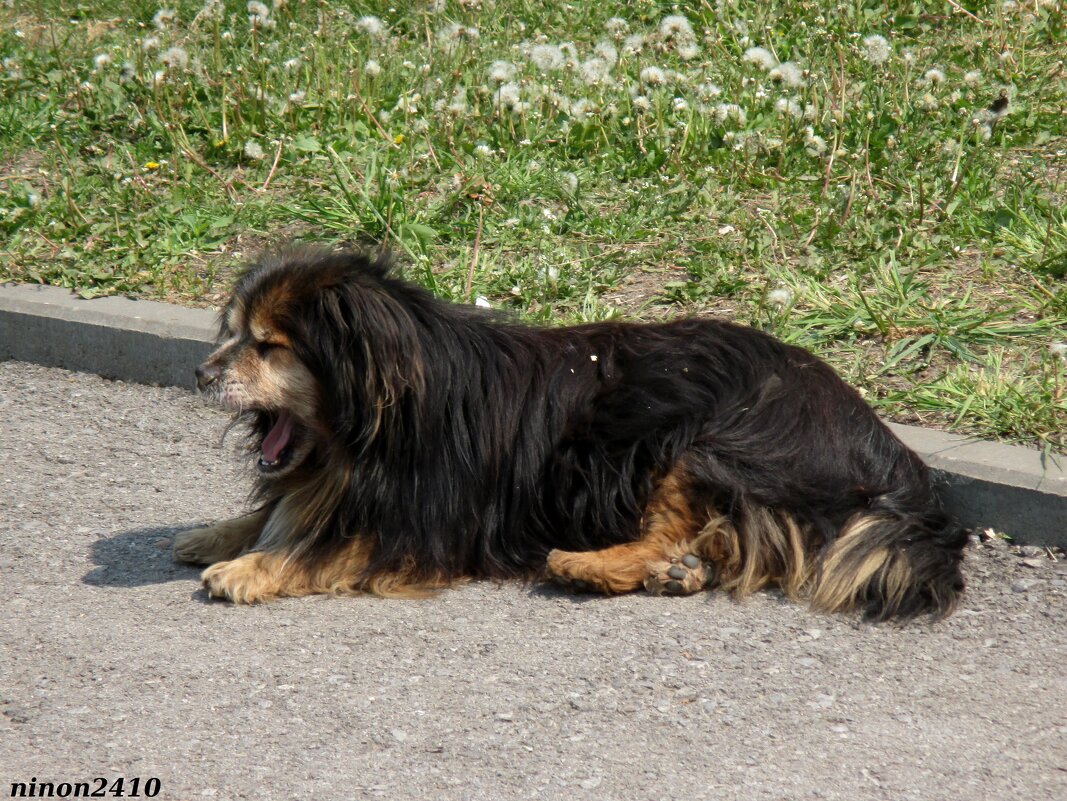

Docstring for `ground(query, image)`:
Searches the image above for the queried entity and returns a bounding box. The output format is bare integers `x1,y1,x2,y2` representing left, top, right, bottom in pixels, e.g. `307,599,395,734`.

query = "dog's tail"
693,496,967,622
809,503,967,622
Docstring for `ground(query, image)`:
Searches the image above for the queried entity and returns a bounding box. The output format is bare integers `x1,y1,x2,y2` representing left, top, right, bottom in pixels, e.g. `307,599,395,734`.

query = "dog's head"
196,248,426,477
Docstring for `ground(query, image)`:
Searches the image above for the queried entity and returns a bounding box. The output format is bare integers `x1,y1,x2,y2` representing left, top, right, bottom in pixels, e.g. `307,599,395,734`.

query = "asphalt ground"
1,360,1065,801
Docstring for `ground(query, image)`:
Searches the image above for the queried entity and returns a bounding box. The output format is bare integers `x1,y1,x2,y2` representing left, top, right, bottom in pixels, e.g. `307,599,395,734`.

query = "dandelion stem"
466,202,486,300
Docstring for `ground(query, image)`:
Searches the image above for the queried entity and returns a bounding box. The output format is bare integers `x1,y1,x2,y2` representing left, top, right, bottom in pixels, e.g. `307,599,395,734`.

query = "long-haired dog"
174,247,967,620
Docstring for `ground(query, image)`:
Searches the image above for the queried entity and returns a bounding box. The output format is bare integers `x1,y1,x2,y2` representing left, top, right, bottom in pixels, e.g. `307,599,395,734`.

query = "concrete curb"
2,282,1064,547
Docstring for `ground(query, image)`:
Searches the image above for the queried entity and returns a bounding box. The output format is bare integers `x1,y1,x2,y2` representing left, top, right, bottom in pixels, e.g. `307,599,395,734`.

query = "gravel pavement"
1,360,1065,801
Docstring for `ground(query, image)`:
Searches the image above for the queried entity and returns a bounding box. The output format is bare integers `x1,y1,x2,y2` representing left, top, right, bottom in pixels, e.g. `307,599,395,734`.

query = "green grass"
1,0,1065,450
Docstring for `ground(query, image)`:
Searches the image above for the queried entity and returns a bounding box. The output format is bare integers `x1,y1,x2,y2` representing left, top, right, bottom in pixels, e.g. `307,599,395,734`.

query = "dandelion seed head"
672,97,688,113
804,127,828,156
364,59,381,78
288,90,305,105
659,14,695,42
774,97,803,118
153,8,177,29
247,1,269,19
767,287,794,308
593,41,618,67
494,82,524,112
580,58,611,86
922,68,946,85
696,81,722,101
677,42,701,61
474,143,492,157
639,66,667,86
621,34,645,55
160,46,189,71
743,46,777,71
861,34,891,65
632,95,652,113
530,43,564,71
1050,342,1067,359
571,98,597,122
356,15,387,38
194,0,225,25
560,171,578,194
244,140,265,160
488,60,516,84
768,61,804,87
964,69,983,87
604,17,629,38
283,57,300,70
93,53,112,70
142,36,161,52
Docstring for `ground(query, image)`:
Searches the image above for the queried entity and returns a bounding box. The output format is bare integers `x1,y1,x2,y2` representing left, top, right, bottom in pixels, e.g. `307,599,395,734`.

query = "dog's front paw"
644,553,714,596
201,553,278,604
174,527,229,565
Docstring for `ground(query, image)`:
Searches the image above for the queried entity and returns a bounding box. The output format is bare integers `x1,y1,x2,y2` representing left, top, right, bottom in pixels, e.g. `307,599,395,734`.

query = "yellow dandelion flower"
144,161,161,170
393,134,405,145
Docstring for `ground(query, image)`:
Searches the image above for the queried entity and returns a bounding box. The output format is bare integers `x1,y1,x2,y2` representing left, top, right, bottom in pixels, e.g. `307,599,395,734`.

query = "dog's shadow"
82,524,203,589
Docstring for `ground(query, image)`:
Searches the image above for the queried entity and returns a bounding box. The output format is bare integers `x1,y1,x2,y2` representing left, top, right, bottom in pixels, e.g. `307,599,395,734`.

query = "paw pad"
645,554,714,596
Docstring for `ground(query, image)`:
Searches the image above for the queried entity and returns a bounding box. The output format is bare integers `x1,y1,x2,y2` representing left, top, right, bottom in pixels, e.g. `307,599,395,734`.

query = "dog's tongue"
262,410,294,462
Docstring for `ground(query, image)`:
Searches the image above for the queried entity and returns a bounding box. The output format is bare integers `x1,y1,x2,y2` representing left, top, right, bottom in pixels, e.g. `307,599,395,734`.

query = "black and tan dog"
174,247,966,620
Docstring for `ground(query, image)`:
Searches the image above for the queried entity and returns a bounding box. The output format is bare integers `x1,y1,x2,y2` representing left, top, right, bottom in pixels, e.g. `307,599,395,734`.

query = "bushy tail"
810,509,968,622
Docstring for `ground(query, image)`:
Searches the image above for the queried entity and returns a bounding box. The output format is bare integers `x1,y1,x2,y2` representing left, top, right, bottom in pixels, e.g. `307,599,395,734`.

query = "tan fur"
545,467,703,593
173,509,270,565
693,506,814,600
200,537,451,603
809,514,916,614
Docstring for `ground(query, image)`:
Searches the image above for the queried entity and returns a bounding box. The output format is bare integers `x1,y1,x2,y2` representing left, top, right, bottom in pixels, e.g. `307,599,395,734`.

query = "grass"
0,0,1064,450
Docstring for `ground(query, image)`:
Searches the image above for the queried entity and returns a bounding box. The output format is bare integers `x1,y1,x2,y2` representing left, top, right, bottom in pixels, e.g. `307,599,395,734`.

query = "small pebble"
1020,558,1045,569
1011,578,1043,593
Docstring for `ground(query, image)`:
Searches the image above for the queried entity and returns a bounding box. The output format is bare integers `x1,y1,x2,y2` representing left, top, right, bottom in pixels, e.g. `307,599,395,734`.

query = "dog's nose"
195,362,221,390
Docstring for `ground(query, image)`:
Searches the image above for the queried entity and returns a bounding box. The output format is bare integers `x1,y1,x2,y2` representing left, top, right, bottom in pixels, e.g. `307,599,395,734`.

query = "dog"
174,247,967,620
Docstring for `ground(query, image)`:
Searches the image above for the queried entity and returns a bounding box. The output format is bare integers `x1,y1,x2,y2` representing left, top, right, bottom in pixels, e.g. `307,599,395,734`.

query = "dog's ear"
305,265,426,446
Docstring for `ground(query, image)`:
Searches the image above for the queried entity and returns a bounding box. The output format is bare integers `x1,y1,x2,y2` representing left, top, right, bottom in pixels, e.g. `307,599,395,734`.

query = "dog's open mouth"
258,410,299,473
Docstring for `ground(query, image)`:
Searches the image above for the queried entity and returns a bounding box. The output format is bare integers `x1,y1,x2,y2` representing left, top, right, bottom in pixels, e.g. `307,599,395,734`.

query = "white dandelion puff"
560,171,578,194
1050,342,1067,360
631,95,652,113
283,57,300,71
530,43,565,71
153,8,177,29
593,41,618,67
922,68,946,86
580,58,611,86
93,53,112,70
475,296,491,308
659,14,696,42
142,36,161,52
621,33,645,55
364,59,381,78
861,34,891,65
243,140,265,160
488,60,516,84
774,97,804,118
160,47,189,71
494,82,524,112
677,42,701,61
288,90,306,105
639,66,667,86
571,98,597,122
804,127,828,156
696,81,722,100
355,15,387,37
769,61,804,87
474,143,492,158
743,46,778,71
767,287,794,308
964,69,983,87
604,17,630,38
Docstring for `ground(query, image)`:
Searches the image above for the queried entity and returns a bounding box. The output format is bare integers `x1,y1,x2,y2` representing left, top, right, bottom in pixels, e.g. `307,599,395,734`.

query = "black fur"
230,249,967,620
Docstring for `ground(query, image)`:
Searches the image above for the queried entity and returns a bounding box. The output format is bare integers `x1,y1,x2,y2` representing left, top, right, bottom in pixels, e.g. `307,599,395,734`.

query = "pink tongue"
261,410,294,462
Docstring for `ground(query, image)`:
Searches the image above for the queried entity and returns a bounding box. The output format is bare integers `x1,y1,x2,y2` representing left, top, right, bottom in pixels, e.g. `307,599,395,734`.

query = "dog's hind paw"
644,553,714,596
